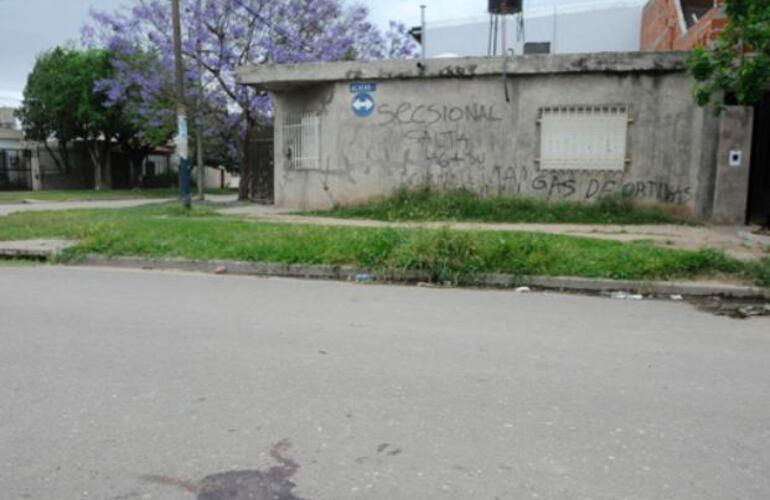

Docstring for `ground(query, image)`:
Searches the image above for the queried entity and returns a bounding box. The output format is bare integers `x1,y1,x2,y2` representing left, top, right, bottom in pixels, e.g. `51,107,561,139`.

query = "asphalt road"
1,266,768,500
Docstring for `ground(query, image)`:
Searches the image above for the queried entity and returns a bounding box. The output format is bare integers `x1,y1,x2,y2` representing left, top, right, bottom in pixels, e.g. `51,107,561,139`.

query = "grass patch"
0,203,763,286
308,188,690,225
748,257,770,288
0,188,236,203
0,259,41,267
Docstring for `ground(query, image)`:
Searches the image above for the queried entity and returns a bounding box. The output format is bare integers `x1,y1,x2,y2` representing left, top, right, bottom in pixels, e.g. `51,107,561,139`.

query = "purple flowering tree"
82,0,417,199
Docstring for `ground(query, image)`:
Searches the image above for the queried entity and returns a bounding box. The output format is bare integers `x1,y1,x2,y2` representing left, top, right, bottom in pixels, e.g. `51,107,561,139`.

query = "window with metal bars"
538,105,630,171
283,112,321,170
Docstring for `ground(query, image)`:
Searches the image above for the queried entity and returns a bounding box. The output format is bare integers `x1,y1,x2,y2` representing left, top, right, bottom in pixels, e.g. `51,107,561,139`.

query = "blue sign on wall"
352,93,375,118
350,82,377,93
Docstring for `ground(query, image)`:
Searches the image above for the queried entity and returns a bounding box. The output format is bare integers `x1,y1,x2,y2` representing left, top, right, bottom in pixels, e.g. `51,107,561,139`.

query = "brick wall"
641,0,725,52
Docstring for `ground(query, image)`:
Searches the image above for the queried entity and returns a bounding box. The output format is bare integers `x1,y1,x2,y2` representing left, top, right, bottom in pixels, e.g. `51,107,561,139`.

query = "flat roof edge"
237,52,690,91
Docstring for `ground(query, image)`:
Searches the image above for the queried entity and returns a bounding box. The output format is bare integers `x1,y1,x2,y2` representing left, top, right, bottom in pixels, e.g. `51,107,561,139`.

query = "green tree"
108,47,178,188
690,1,770,108
16,47,129,189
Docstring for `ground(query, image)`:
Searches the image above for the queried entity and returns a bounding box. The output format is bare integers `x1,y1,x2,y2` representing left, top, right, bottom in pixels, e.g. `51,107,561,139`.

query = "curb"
0,239,76,260
72,255,770,301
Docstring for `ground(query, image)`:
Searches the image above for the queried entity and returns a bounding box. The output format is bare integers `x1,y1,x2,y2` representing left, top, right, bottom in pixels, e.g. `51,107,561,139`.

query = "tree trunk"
88,142,110,191
43,140,67,174
129,157,136,189
238,114,255,201
103,150,112,189
89,145,103,190
60,144,72,174
130,156,145,189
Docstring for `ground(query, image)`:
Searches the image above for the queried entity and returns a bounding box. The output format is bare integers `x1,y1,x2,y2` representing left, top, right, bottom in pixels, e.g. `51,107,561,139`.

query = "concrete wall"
190,166,234,190
711,106,754,225
269,60,725,217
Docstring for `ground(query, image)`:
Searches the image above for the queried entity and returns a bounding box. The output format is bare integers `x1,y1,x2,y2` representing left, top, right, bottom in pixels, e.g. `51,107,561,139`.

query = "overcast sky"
0,0,582,106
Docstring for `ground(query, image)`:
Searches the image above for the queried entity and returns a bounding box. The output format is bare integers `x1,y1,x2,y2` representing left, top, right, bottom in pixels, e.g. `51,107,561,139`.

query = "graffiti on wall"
317,98,693,205
378,103,502,126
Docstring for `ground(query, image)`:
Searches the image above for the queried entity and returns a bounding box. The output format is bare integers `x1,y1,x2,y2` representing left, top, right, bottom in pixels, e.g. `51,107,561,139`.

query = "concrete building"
0,134,175,192
419,0,646,58
0,107,16,129
0,109,185,192
641,0,725,52
0,127,34,190
639,0,770,224
238,52,764,224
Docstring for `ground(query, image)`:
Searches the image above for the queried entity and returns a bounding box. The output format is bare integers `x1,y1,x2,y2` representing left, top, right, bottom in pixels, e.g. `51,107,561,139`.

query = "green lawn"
0,188,236,203
1,203,766,286
0,259,40,267
307,188,691,225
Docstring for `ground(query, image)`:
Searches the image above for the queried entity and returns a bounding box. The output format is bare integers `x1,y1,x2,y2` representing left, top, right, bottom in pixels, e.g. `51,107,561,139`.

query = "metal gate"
0,149,32,191
748,93,770,225
249,127,274,203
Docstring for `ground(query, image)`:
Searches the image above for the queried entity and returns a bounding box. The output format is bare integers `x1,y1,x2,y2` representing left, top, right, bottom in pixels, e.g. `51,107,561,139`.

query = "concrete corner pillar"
710,106,753,225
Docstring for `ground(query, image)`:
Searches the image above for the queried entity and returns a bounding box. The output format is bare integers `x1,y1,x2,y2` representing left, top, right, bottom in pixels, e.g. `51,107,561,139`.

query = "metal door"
0,149,32,191
748,93,770,225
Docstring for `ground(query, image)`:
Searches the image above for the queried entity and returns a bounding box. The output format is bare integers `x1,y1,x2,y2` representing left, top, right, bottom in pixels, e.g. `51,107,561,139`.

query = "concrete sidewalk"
0,198,172,217
220,205,770,261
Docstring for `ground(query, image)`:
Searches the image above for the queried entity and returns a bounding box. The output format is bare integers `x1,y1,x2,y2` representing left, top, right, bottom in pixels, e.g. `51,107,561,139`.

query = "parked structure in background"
0,107,34,191
0,129,33,191
238,52,760,224
416,0,646,58
641,0,725,52
2,106,232,193
1,107,176,192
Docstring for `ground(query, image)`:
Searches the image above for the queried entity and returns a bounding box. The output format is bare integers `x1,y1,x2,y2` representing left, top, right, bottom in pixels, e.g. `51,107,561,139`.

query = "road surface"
0,266,768,499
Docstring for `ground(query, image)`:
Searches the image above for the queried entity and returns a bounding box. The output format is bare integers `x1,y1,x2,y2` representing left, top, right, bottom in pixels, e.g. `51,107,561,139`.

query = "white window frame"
283,112,321,170
538,105,630,171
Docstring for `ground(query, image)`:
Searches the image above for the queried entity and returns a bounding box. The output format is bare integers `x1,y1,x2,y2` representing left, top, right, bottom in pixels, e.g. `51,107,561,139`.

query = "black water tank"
488,0,523,14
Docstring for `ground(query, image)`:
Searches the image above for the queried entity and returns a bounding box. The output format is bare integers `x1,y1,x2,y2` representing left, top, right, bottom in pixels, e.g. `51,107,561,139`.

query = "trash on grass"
610,291,644,300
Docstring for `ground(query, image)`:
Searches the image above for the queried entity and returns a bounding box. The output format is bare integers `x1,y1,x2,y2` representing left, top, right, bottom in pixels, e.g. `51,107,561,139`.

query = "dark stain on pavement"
355,442,404,466
141,439,308,500
377,443,402,456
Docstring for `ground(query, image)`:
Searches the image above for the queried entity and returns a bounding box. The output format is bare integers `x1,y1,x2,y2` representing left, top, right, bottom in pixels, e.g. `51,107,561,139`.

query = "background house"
641,0,725,52
0,128,32,191
418,0,647,57
0,107,16,129
640,0,768,224
0,107,33,191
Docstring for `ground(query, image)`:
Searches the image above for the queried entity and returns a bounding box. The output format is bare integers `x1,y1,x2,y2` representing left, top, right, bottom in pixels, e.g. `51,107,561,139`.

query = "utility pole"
196,111,205,200
172,0,191,208
420,5,427,59
195,0,205,201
